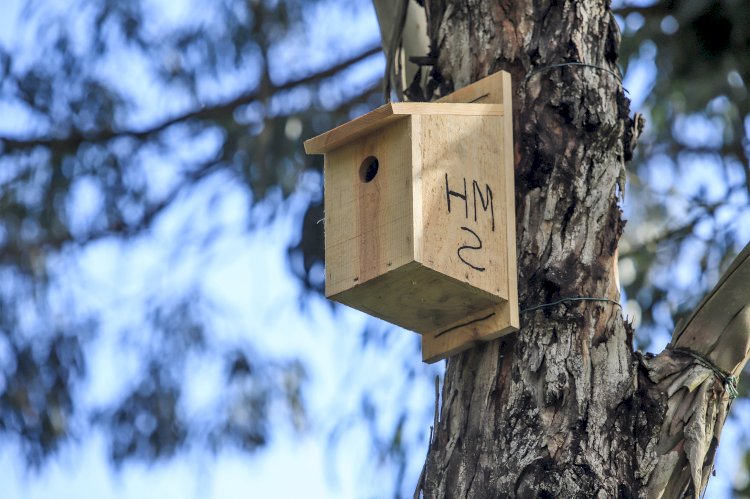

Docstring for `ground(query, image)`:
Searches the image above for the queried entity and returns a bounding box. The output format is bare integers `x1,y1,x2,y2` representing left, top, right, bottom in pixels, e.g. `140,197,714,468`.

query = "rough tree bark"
402,1,750,498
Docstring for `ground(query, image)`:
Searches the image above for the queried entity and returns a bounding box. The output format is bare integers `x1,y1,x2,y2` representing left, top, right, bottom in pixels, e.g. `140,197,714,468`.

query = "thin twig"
384,0,409,102
1,45,381,152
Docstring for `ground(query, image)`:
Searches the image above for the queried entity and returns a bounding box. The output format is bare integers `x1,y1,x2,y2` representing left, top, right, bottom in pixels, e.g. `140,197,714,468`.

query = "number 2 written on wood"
444,173,495,272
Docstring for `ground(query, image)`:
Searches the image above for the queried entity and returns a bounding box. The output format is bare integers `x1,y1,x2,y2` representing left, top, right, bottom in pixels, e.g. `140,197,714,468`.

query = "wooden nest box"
304,72,518,363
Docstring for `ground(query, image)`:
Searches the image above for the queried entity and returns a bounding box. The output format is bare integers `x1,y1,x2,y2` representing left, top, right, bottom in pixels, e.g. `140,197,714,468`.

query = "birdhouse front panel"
324,117,414,298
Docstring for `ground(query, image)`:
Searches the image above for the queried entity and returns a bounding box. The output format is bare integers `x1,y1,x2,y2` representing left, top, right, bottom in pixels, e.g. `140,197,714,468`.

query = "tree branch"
618,204,721,260
0,159,224,267
0,76,383,269
641,241,750,497
0,45,382,153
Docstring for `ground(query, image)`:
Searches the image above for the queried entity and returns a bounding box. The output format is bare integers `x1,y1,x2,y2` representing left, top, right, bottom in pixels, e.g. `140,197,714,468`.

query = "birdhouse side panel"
324,117,415,298
415,113,508,303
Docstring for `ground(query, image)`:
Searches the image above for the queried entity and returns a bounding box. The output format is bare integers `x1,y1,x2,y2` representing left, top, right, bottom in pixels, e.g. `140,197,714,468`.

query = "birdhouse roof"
303,102,504,154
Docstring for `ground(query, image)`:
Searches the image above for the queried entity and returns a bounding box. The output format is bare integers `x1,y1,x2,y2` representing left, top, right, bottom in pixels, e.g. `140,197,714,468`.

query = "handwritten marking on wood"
458,226,485,272
415,113,507,302
444,173,497,272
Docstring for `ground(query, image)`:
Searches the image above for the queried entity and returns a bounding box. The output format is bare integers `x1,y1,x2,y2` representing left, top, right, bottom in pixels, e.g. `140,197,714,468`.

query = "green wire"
521,299,739,399
521,296,622,314
671,347,739,400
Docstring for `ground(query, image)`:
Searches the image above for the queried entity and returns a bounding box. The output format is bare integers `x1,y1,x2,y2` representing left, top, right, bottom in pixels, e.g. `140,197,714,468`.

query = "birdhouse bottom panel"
328,261,503,333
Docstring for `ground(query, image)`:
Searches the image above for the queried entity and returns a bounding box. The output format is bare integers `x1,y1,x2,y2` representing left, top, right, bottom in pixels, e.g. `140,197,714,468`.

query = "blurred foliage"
615,0,750,490
614,0,749,350
0,0,749,496
0,0,385,475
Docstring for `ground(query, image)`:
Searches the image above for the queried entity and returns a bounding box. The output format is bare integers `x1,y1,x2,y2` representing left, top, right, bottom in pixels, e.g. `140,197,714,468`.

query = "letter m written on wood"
304,72,519,363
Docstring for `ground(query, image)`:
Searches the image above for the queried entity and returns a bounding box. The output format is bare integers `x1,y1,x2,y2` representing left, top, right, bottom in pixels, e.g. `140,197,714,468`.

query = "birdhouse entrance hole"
359,156,379,183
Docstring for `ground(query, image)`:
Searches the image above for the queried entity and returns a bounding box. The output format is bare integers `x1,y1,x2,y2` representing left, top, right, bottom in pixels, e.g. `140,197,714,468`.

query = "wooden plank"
500,71,521,333
436,71,508,106
415,113,509,300
304,102,504,154
422,301,516,363
392,102,504,116
420,71,519,363
324,117,414,297
305,104,405,155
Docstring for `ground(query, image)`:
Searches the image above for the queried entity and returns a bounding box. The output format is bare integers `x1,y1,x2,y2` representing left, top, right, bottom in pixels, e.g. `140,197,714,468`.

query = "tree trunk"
417,2,744,498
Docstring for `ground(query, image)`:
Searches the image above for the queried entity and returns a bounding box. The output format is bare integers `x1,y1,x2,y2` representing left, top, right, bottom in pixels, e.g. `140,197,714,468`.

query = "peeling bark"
639,243,750,498
415,1,749,498
639,352,729,498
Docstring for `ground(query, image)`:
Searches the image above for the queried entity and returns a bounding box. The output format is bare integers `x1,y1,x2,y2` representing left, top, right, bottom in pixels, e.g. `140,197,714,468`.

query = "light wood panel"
415,113,508,299
331,262,502,333
421,71,519,363
421,301,517,363
324,117,414,297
